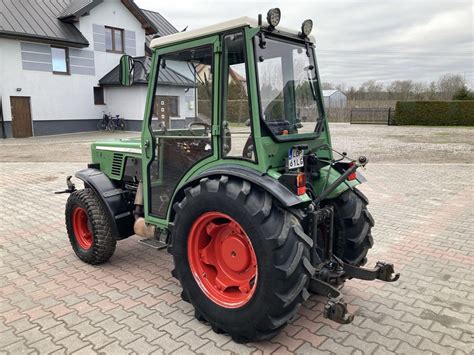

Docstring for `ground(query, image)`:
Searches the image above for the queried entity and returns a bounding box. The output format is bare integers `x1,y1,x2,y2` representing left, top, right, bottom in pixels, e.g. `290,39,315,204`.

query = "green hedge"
394,100,474,126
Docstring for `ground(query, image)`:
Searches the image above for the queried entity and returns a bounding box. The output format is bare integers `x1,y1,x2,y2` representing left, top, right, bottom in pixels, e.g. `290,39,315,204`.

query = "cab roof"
150,16,310,49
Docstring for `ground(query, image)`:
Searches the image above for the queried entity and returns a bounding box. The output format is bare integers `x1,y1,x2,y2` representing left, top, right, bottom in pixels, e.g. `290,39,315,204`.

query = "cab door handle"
143,139,150,158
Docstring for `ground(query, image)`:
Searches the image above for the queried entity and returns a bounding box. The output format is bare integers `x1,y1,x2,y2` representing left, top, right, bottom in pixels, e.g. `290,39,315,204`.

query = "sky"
135,0,474,88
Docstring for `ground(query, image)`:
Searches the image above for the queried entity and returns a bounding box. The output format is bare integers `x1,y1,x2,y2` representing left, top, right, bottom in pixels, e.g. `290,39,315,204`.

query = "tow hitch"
307,158,400,325
54,176,77,194
344,261,400,282
309,256,399,324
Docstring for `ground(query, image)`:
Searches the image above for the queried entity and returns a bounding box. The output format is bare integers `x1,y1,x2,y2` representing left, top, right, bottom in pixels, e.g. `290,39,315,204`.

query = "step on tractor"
61,9,399,343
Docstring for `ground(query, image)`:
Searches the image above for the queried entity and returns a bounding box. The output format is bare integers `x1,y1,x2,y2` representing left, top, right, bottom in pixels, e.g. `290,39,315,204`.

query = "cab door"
141,36,221,227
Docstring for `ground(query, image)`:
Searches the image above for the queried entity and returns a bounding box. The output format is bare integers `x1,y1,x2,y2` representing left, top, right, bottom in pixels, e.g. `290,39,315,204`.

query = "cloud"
136,0,473,87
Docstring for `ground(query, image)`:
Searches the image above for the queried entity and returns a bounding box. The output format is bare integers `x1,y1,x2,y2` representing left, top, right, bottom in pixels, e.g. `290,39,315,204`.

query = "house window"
105,26,124,53
94,87,105,105
169,96,179,117
51,47,69,74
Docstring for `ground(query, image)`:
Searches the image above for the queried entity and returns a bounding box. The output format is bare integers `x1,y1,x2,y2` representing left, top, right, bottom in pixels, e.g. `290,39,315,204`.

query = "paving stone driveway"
0,161,473,354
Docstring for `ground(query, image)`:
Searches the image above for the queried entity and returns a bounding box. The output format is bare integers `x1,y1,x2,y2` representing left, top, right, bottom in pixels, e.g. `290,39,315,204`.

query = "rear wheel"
118,119,127,131
323,188,374,266
187,212,258,308
65,189,116,264
170,177,313,342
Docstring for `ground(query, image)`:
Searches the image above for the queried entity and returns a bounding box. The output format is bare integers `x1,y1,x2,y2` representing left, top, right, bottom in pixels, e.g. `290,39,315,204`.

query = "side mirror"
119,55,134,86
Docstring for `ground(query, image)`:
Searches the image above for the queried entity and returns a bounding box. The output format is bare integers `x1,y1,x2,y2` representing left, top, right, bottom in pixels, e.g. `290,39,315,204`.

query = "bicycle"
108,114,127,131
97,112,111,131
97,113,127,132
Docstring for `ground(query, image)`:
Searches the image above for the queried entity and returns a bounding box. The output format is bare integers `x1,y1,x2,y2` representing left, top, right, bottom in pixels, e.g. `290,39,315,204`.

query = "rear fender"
75,168,134,240
170,165,310,221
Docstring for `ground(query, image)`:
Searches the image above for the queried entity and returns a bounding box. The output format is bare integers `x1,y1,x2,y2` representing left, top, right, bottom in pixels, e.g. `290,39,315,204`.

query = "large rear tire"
65,189,116,265
323,188,374,266
170,177,313,343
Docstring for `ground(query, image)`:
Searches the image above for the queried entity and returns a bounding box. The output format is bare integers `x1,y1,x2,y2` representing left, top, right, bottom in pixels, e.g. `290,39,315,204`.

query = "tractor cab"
63,9,399,343
112,11,335,223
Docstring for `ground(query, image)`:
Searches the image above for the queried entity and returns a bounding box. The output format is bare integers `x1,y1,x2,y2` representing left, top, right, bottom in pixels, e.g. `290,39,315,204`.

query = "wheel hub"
221,234,251,272
72,207,93,250
188,212,258,308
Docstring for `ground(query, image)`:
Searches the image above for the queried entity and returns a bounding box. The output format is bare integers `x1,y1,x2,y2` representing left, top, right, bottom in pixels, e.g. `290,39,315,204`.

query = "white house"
323,90,347,108
99,56,199,130
0,0,179,138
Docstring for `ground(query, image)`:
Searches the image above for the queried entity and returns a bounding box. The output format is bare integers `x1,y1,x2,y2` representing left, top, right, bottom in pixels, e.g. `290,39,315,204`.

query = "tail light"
278,172,307,196
347,162,357,181
296,173,306,195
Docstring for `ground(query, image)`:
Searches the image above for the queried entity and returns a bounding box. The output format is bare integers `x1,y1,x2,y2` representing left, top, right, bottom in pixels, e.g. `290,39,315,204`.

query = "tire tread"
171,176,311,342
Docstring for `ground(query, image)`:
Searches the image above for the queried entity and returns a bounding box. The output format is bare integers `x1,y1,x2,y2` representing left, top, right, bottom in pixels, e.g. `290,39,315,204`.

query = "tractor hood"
90,137,142,180
91,137,142,156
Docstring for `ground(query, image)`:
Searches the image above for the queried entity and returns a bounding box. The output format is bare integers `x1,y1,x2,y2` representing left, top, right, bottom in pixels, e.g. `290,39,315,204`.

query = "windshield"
255,36,322,137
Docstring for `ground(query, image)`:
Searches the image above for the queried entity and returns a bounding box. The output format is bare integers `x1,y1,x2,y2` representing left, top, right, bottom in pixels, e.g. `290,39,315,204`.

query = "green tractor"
62,9,399,343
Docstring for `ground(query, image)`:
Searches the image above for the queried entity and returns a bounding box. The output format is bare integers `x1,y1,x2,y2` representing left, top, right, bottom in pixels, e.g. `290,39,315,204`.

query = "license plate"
356,172,367,183
287,148,304,169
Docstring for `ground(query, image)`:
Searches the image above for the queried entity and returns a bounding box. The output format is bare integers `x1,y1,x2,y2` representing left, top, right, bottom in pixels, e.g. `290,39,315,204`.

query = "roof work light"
300,19,313,38
266,8,281,28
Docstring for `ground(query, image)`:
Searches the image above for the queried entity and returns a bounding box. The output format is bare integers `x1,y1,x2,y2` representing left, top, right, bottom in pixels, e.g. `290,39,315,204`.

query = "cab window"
221,32,255,161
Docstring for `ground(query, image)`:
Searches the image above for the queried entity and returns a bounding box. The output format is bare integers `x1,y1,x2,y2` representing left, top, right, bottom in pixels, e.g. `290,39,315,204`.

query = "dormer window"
105,26,124,53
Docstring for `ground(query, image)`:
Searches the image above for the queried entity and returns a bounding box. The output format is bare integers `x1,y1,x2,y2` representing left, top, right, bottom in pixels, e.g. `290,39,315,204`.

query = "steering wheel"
188,122,211,135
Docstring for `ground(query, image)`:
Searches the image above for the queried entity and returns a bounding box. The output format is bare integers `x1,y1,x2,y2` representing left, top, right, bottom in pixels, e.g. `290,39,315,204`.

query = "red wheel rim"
72,207,93,250
188,212,258,308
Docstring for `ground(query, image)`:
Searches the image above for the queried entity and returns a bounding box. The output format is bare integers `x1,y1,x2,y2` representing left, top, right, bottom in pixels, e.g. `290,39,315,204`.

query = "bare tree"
325,72,468,103
335,82,347,92
436,74,466,100
322,82,336,90
427,81,438,100
360,80,385,100
387,80,414,101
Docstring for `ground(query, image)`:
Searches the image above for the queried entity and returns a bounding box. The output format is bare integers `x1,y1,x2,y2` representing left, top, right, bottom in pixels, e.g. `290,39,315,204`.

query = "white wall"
77,0,146,77
155,86,196,120
0,0,146,126
0,37,102,123
104,85,194,123
104,85,148,121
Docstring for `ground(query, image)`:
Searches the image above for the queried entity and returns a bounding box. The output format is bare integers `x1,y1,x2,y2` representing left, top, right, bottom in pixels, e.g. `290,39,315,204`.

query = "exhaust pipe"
133,182,156,238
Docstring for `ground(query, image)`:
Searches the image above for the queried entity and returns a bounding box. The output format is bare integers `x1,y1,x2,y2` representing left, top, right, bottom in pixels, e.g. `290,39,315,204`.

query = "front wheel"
65,189,116,264
171,177,313,343
97,120,107,131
